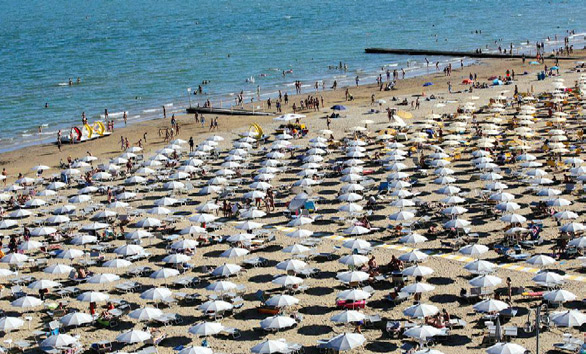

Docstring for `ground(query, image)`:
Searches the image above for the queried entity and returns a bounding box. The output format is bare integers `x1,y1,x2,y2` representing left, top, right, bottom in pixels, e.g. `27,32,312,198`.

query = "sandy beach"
0,50,584,354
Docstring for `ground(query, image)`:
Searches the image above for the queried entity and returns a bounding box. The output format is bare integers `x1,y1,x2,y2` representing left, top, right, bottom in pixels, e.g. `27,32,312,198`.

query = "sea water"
0,0,584,151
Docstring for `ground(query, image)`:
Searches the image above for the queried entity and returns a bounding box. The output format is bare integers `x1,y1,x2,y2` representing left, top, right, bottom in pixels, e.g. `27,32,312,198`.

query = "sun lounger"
173,276,200,288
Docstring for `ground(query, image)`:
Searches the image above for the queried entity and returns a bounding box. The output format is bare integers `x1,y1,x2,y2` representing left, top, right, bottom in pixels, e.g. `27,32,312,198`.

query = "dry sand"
0,52,584,354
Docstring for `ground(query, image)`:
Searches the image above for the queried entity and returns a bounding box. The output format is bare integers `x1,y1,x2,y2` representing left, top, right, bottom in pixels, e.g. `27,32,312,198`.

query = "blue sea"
0,0,584,151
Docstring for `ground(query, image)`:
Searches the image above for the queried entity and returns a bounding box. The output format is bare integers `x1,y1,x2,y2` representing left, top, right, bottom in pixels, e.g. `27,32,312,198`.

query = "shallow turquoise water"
0,0,584,150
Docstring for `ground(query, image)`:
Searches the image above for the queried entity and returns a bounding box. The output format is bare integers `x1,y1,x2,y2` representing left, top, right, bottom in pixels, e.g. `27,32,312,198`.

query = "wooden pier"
186,107,273,116
364,48,579,60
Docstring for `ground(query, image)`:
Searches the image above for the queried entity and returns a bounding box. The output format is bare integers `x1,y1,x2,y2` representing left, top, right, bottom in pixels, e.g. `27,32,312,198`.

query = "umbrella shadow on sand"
305,286,335,296
442,334,473,347
427,277,455,286
429,294,460,305
202,250,224,258
365,342,398,353
248,274,275,283
297,324,332,336
299,305,332,316
234,308,266,321
157,335,191,348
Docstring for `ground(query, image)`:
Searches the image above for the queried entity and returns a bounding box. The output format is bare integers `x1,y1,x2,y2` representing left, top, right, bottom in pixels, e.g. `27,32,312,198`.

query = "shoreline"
2,49,584,182
3,31,584,153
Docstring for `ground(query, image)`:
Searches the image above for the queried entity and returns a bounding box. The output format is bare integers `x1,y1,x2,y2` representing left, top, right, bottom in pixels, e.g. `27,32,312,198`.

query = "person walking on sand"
201,115,205,128
506,277,512,303
123,111,127,126
327,117,331,130
189,137,194,152
120,136,125,151
2,168,7,186
104,108,108,121
162,105,166,119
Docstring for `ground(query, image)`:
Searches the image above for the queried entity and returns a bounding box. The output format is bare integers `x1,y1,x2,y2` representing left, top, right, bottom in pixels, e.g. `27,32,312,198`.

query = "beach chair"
11,285,26,299
304,200,317,213
378,182,389,194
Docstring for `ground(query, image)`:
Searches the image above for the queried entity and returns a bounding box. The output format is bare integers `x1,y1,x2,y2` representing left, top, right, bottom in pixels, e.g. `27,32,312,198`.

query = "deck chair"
378,182,389,194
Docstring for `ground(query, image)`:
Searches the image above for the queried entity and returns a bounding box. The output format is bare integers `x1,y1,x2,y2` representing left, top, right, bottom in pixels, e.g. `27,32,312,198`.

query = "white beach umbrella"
199,300,233,314
170,238,199,250
129,307,164,321
526,254,556,267
473,299,509,313
251,339,288,354
28,279,60,290
543,289,576,303
532,271,564,287
325,333,366,351
282,244,311,255
260,316,296,331
285,229,313,238
87,273,120,284
18,240,43,251
11,295,43,308
400,233,428,244
549,310,586,327
77,291,109,303
265,294,299,308
41,334,78,348
336,271,369,283
188,322,224,336
331,310,366,324
276,259,307,272
338,254,369,268
136,217,162,228
44,264,74,275
206,280,239,293
402,282,435,294
150,268,180,280
464,260,496,275
469,274,502,288
398,250,428,263
404,303,439,318
56,248,85,260
342,239,371,251
116,330,151,344
402,265,434,277
211,263,242,278
220,247,249,258
0,316,24,332
114,244,145,256
459,244,489,257
60,312,94,327
102,259,133,269
486,342,527,354
140,287,173,301
1,253,29,264
235,221,263,231
403,325,441,341
342,225,370,235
